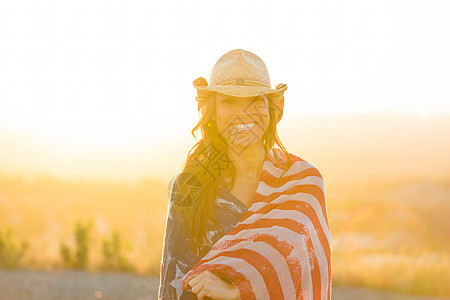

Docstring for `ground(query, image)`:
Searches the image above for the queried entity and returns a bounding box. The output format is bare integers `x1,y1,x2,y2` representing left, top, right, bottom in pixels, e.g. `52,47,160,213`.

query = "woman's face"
213,93,270,150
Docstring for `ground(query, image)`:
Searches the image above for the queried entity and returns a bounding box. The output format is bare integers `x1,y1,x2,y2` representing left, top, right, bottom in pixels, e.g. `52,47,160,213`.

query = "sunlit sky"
1,0,449,181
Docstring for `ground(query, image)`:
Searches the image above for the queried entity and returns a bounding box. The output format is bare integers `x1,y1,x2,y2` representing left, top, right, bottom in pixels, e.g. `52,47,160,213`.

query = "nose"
232,101,255,119
233,108,262,124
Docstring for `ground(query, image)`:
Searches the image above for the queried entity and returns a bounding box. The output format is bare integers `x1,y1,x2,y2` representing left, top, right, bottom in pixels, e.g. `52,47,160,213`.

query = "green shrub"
100,229,135,272
0,226,28,269
59,218,93,269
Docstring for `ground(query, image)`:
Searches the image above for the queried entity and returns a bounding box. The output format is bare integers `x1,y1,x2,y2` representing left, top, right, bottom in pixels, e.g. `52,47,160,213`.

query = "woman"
158,49,332,299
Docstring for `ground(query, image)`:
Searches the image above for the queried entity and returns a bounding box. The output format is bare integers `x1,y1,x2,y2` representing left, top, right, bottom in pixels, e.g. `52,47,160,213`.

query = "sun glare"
0,0,449,181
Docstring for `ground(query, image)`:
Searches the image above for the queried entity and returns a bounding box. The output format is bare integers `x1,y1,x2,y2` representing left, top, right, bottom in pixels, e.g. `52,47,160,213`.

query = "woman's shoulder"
270,148,324,179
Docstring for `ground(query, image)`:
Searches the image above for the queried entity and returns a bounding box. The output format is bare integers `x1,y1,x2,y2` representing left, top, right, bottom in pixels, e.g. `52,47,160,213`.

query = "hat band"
218,80,270,88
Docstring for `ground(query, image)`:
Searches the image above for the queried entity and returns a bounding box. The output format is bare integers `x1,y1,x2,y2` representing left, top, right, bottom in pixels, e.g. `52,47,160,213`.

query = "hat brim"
196,84,287,98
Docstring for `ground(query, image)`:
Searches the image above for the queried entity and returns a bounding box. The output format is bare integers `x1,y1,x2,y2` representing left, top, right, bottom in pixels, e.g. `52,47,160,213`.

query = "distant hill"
277,113,450,190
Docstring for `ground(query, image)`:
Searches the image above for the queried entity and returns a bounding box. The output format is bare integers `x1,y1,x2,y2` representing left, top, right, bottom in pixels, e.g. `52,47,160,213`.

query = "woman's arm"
158,175,200,299
158,202,185,299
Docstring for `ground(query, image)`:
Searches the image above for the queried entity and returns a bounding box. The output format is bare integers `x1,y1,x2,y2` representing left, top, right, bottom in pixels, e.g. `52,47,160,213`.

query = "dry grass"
329,178,450,297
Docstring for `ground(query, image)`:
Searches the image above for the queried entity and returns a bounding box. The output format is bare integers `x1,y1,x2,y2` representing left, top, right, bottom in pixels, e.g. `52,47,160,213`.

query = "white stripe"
285,161,317,177
248,192,331,246
203,256,270,300
206,241,296,299
209,226,313,300
257,176,324,197
264,160,284,177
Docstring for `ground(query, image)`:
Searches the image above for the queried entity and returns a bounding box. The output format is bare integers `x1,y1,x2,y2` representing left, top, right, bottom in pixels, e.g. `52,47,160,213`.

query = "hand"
186,270,240,300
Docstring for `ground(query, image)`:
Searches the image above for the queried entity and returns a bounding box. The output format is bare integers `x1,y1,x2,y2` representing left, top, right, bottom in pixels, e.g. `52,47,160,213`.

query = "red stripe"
221,248,285,298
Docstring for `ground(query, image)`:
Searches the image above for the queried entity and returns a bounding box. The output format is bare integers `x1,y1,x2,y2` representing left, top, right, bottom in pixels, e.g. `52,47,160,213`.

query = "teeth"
233,122,255,131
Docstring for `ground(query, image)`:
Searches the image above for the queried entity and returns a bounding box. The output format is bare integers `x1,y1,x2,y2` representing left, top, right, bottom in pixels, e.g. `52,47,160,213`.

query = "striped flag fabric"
181,148,332,299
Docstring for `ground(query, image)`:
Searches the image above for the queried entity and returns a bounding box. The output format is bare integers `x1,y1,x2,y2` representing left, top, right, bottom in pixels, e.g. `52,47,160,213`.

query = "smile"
233,122,256,132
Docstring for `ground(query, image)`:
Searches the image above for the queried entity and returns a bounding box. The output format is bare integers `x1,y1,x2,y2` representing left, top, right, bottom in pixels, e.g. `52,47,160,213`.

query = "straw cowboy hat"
193,49,287,121
193,49,287,99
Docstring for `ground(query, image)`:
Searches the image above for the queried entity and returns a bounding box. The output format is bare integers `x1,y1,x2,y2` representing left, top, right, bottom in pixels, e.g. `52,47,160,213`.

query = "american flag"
182,148,332,299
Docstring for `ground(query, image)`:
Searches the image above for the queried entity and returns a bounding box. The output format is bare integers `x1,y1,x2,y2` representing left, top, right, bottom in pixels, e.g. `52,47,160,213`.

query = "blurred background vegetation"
0,176,166,276
0,172,449,297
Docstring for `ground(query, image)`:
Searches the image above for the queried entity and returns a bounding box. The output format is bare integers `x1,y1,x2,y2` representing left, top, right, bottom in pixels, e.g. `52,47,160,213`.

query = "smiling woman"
158,49,332,300
215,94,269,134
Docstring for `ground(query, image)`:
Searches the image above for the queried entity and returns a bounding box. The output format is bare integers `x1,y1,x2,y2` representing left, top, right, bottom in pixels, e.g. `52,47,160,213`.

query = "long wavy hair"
174,92,292,255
